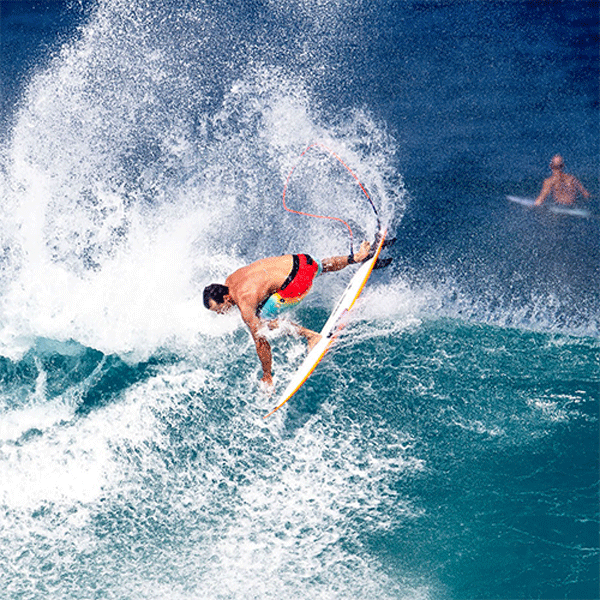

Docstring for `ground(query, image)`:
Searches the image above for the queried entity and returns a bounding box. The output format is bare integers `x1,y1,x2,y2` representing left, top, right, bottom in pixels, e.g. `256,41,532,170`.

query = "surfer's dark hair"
203,284,229,309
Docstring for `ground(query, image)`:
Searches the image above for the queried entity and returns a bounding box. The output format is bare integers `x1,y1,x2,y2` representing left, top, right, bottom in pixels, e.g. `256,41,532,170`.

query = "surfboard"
547,205,592,218
264,230,388,418
507,195,591,218
507,195,536,208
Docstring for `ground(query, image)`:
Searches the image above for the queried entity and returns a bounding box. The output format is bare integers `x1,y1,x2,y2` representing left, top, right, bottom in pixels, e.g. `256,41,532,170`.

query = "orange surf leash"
281,142,381,253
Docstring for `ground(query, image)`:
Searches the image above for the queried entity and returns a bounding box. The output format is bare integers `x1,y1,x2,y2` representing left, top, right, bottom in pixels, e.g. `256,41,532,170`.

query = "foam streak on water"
1,355,431,599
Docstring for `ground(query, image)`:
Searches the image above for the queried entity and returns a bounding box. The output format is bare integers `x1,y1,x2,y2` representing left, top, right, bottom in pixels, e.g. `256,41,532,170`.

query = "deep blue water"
1,1,598,599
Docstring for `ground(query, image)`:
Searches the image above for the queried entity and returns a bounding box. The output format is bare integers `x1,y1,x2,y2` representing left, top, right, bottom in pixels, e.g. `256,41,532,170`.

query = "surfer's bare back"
203,241,371,385
535,155,590,207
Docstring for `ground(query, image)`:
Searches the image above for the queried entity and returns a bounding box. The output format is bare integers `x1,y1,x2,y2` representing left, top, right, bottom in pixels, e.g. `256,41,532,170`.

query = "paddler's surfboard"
507,195,591,218
264,229,388,418
507,195,536,208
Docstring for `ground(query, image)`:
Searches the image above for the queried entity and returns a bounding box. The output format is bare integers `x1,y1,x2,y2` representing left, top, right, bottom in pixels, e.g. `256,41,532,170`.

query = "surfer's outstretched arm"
321,240,371,272
239,305,274,385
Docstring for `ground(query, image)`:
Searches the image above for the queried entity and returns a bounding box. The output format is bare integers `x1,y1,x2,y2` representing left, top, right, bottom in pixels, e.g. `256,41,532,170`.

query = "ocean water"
0,1,598,599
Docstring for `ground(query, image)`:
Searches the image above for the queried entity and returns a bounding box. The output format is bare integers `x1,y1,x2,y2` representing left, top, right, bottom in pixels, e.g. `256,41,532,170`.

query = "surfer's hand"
261,373,273,386
354,240,371,262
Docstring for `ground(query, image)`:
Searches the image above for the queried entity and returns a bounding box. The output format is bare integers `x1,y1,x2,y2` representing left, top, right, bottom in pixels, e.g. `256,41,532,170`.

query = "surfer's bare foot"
290,323,321,350
306,332,322,351
354,240,371,262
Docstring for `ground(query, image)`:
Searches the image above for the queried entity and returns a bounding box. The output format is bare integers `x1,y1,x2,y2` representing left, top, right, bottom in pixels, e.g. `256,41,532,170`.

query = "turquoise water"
1,1,598,599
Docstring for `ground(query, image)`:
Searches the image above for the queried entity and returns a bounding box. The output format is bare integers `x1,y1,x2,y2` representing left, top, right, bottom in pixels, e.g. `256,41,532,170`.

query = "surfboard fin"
373,257,393,270
364,232,395,265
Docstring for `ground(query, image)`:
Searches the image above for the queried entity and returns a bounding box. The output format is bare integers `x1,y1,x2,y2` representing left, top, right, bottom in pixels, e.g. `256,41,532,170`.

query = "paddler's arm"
534,178,553,206
575,178,590,200
321,240,371,272
239,305,273,385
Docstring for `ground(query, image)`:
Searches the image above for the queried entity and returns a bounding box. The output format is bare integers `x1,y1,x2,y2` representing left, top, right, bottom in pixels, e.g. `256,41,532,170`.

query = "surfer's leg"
262,318,320,349
291,324,322,351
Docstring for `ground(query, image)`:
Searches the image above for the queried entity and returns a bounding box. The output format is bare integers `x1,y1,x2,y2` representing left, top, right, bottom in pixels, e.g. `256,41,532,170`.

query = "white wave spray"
0,1,421,599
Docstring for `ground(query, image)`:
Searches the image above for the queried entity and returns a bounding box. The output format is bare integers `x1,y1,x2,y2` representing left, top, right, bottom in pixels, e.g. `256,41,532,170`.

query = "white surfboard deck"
507,195,536,207
507,195,591,218
264,230,388,418
547,205,591,218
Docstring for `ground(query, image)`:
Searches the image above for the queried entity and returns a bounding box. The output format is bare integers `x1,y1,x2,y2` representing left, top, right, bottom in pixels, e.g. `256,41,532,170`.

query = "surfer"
203,240,372,385
535,155,590,206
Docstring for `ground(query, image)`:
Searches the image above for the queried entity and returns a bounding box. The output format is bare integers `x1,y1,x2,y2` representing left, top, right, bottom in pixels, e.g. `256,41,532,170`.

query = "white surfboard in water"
507,195,592,219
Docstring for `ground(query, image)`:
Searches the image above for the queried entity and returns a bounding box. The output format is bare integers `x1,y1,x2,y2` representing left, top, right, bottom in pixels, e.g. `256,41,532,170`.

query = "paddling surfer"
535,155,590,207
203,241,371,385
